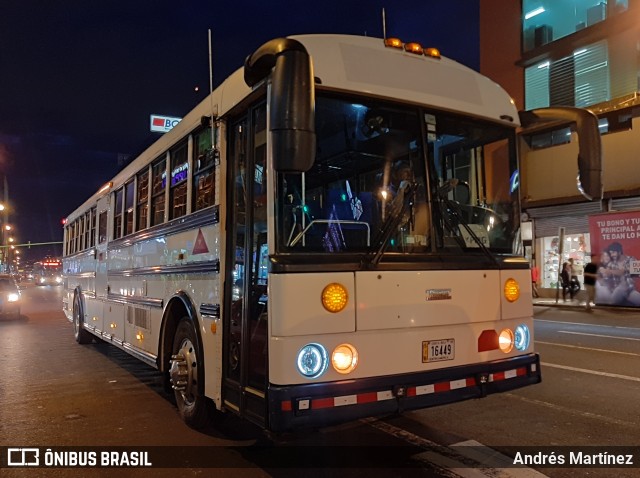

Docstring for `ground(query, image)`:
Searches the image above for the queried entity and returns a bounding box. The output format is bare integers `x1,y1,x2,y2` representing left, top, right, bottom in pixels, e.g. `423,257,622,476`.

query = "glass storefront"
541,232,591,289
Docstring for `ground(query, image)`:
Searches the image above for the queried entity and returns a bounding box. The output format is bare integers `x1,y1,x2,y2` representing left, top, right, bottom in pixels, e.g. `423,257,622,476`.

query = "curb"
533,299,638,313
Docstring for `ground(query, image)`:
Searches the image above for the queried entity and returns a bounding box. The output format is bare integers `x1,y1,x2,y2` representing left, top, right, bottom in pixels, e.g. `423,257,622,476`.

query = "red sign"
589,210,640,307
192,229,209,255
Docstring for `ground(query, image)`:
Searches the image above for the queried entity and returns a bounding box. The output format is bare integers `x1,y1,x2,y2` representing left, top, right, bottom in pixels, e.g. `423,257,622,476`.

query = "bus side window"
98,211,107,244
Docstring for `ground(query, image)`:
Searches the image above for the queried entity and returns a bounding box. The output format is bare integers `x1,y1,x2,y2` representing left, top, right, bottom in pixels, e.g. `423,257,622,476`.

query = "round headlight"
504,278,520,302
499,328,514,353
296,343,328,379
321,283,348,313
514,324,531,351
331,343,358,374
7,293,19,302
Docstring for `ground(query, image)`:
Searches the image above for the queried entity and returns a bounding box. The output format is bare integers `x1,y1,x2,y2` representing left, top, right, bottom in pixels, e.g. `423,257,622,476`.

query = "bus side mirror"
519,107,602,201
244,38,316,173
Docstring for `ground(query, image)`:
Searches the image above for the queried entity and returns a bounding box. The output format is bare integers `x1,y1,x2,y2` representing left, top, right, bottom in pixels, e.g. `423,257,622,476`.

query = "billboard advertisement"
588,210,640,307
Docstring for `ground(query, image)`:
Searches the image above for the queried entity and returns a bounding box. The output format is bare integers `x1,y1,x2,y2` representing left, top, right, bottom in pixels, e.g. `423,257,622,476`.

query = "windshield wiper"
362,181,417,266
436,179,499,267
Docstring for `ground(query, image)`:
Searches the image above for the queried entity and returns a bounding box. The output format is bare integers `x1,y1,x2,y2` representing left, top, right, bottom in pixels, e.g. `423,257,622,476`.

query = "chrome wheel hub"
169,338,197,403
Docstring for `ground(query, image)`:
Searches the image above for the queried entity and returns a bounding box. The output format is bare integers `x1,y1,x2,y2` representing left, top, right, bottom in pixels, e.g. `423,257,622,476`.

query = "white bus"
33,258,64,286
63,34,601,432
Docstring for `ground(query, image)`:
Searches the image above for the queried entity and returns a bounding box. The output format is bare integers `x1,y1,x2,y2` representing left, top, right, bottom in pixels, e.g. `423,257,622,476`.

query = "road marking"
557,330,640,341
541,361,640,382
505,393,637,428
535,318,640,331
361,418,548,477
452,440,548,478
536,340,640,357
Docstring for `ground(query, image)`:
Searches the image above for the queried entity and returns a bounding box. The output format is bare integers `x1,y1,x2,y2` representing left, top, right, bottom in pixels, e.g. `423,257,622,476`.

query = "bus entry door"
223,105,269,427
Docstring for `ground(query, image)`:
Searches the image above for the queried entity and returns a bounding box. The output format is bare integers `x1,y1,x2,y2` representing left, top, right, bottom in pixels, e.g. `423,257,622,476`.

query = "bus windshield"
276,94,520,258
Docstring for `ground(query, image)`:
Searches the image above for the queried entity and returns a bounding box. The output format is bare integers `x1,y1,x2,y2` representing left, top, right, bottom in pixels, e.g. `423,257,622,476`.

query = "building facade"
480,0,640,298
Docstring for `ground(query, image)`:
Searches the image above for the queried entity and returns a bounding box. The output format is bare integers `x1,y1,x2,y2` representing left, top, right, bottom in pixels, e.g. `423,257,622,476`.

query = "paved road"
2,286,639,478
405,305,640,478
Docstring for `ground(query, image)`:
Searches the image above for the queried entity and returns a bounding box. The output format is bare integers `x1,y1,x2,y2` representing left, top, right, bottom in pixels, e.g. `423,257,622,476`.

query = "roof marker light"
384,38,403,49
403,42,423,54
424,47,441,59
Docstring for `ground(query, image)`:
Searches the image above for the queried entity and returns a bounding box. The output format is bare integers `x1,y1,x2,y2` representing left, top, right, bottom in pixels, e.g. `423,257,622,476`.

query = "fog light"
514,324,530,351
499,328,514,353
296,343,328,379
331,343,358,374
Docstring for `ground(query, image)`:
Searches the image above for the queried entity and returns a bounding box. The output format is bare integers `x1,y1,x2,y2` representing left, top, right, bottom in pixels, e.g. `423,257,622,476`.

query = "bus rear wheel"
169,318,213,429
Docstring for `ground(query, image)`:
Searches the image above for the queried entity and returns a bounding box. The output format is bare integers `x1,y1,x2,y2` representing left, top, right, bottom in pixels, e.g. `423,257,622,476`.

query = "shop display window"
541,233,591,289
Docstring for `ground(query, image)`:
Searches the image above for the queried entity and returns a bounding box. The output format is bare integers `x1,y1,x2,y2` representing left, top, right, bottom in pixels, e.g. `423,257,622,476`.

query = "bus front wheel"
169,318,212,429
73,295,92,344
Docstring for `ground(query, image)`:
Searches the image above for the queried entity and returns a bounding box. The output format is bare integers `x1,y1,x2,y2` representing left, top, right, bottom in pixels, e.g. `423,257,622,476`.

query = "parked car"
0,274,21,319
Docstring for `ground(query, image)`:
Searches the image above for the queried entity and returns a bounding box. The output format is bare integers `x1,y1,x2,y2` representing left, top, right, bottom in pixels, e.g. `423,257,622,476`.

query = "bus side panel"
85,297,104,335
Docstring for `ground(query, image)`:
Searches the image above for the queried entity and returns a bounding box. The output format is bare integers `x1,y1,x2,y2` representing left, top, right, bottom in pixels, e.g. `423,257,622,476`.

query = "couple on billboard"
589,211,640,308
595,241,640,306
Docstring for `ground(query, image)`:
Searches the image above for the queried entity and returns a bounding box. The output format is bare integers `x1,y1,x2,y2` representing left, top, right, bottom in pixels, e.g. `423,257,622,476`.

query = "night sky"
0,0,479,263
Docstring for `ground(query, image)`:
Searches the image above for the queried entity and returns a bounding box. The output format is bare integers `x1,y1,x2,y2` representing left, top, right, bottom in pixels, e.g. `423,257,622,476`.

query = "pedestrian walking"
583,256,598,310
531,260,540,298
561,262,571,301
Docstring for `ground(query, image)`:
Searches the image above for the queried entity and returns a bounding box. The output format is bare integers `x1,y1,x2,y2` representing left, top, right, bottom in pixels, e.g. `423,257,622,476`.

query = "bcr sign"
150,115,182,133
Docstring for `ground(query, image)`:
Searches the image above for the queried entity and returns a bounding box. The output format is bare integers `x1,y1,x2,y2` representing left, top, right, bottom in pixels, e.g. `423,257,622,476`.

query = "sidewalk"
533,296,638,313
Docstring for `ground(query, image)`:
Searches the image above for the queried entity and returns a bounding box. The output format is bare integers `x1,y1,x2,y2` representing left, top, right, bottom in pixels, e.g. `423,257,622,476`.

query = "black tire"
169,318,214,429
73,294,92,344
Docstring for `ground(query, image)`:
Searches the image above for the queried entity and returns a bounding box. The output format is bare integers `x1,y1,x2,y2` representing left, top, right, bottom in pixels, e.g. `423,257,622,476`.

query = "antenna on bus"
208,29,215,147
207,29,220,164
382,8,387,40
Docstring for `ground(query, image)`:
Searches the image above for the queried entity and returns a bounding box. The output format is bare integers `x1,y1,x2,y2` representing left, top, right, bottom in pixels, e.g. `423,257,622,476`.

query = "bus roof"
66,34,519,223
293,34,518,127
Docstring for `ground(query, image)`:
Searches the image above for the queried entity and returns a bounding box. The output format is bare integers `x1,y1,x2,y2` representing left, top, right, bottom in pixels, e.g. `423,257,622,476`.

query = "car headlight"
296,343,328,379
331,343,358,374
499,328,514,353
514,324,531,351
7,293,19,302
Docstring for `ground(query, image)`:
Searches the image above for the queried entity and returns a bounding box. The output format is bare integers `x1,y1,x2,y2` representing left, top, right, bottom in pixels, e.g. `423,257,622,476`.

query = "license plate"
422,339,455,363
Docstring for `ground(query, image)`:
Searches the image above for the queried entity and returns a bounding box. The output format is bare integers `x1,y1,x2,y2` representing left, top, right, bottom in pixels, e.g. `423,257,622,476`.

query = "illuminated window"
90,208,96,247
525,41,609,110
136,170,149,231
124,181,135,236
170,143,188,219
113,188,124,239
522,1,627,51
98,211,107,244
193,128,215,212
151,158,166,226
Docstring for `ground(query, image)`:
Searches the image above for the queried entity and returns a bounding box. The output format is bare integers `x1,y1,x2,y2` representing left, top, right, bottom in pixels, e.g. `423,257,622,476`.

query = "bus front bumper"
268,353,540,432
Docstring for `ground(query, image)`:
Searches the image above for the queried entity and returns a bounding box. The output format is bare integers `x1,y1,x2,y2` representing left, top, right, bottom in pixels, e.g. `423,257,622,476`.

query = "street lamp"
0,207,5,271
